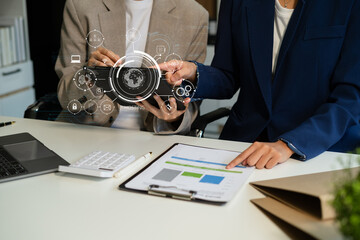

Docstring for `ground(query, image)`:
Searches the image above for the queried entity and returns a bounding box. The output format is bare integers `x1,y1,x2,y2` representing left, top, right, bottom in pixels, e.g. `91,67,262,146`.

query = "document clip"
148,185,197,201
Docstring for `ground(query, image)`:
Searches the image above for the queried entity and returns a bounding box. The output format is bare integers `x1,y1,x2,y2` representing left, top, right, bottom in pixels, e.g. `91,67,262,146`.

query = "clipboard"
119,143,254,205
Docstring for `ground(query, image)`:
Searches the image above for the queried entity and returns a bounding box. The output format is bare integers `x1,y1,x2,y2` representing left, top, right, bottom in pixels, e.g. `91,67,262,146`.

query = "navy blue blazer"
194,0,360,159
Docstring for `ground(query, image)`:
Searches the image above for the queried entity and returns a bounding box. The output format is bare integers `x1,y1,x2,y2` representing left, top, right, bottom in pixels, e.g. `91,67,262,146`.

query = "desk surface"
0,116,358,240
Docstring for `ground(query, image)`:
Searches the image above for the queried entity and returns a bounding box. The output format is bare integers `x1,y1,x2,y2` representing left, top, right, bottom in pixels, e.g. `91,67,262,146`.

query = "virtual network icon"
86,29,105,48
71,55,81,64
69,29,196,118
67,99,82,115
72,103,78,110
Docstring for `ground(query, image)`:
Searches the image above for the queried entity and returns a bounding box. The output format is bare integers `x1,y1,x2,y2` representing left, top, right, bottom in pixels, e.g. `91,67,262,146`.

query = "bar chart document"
125,144,254,203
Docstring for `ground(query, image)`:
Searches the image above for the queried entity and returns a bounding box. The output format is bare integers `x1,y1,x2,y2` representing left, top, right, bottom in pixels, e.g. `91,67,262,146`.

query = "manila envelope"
250,167,360,220
251,197,343,240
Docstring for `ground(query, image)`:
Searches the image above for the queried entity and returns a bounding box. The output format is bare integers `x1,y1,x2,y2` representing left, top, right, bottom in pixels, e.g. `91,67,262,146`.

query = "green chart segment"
165,161,243,174
182,172,203,178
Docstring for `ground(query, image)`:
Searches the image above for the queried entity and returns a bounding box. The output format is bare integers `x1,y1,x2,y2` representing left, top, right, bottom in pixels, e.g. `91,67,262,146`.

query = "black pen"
0,121,16,128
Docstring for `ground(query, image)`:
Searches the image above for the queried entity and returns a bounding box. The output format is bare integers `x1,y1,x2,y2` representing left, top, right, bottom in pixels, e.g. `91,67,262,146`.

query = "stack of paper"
250,167,360,239
0,16,26,67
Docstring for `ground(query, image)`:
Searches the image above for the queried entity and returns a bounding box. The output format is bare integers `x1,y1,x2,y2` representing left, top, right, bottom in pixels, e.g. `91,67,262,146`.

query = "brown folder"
251,197,342,240
250,167,360,220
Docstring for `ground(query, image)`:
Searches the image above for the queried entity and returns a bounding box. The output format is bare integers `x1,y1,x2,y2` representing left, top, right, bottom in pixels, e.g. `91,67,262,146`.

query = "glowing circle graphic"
172,80,196,102
86,29,105,48
72,67,97,92
109,50,161,103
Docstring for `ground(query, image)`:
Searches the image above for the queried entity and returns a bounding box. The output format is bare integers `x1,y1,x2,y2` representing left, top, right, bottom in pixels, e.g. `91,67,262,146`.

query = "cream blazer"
55,0,208,134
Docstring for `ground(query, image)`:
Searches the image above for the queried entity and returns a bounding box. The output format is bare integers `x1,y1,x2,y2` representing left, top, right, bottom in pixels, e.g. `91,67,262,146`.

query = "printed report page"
125,144,254,202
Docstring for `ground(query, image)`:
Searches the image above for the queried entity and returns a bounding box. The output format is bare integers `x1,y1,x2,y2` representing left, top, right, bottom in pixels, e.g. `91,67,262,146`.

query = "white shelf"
0,61,34,96
0,0,30,61
0,87,35,117
0,0,35,118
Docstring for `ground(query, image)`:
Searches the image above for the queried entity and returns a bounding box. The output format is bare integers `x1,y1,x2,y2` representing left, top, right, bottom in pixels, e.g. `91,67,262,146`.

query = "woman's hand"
137,60,196,123
88,47,120,67
157,60,198,85
135,95,190,122
226,140,294,169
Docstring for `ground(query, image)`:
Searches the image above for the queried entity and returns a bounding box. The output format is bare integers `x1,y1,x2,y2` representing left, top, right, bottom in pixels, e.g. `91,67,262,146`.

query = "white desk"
0,116,358,240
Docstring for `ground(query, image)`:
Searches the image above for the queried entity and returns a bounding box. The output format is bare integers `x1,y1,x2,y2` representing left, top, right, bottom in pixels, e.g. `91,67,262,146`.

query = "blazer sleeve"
55,0,119,126
280,0,360,159
184,9,209,64
194,0,240,100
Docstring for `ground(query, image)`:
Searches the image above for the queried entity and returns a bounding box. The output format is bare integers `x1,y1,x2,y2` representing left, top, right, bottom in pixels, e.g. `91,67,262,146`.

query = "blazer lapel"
273,0,307,79
246,0,275,111
99,0,126,57
145,0,178,59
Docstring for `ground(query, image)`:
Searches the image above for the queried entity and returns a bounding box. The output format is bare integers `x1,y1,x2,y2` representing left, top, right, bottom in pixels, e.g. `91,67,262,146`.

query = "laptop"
0,132,69,183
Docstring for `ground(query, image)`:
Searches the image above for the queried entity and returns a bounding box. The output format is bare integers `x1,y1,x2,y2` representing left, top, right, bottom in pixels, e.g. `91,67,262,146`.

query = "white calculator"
58,151,136,177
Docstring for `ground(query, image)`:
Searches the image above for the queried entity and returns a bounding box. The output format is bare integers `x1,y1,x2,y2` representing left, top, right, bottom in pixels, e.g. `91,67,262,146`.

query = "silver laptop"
0,132,69,183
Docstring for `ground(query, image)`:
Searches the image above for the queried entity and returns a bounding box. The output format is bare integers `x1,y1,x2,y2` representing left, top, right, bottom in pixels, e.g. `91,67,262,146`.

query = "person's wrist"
187,61,198,83
277,140,294,156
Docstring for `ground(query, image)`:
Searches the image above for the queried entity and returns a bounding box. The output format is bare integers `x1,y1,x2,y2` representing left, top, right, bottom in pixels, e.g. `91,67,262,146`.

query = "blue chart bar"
171,156,246,169
200,175,224,185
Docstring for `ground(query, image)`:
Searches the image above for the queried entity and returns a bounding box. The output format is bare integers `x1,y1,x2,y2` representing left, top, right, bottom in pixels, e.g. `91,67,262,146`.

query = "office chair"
24,93,231,138
188,107,230,137
24,93,63,121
